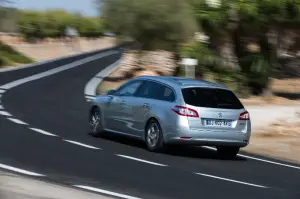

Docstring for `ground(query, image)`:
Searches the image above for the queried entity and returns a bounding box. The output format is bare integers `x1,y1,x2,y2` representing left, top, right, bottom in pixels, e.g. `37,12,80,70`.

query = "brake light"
239,111,249,120
172,106,199,117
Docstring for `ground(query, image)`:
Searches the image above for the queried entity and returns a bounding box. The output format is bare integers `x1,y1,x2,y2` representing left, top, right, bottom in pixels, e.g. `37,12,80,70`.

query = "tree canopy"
98,0,198,51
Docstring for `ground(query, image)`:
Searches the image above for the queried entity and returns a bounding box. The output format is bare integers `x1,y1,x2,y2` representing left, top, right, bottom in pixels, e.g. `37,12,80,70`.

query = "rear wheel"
145,119,164,152
217,146,240,158
89,107,104,137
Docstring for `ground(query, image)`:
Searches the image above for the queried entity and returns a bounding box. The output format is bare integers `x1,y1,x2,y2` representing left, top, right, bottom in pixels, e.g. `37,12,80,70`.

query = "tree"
98,0,198,52
188,0,300,95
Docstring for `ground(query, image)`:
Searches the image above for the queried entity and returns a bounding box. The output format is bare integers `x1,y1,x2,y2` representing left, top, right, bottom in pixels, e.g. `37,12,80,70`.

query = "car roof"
133,75,229,90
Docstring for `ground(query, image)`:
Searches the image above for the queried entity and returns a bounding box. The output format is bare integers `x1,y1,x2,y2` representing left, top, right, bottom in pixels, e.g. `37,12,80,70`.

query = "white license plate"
205,119,231,127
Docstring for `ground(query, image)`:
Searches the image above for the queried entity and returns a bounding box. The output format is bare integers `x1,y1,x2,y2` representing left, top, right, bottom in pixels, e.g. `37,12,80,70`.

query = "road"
0,47,299,199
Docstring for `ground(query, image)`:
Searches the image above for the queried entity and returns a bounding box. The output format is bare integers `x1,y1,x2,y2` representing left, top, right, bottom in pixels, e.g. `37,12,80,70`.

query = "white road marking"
0,104,3,109
195,172,268,188
85,95,95,100
202,146,300,170
0,89,5,94
7,118,28,125
63,140,101,150
0,163,44,176
73,185,142,199
29,128,58,137
0,110,12,116
0,50,119,90
84,57,122,96
0,47,114,73
237,154,300,170
116,154,168,167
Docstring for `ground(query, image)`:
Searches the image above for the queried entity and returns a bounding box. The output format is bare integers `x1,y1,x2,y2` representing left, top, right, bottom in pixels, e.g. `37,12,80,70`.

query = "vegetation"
99,0,300,96
98,0,198,52
0,41,33,67
17,9,104,40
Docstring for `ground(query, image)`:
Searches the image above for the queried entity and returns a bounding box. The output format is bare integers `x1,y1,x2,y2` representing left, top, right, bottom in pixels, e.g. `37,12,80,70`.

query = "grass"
0,41,34,67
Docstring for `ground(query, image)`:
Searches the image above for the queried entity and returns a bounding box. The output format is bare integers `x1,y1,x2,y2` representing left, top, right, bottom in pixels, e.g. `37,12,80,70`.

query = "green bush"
18,10,104,39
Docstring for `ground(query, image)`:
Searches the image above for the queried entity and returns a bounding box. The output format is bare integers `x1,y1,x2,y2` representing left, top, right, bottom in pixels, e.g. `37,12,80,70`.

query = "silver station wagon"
89,76,251,157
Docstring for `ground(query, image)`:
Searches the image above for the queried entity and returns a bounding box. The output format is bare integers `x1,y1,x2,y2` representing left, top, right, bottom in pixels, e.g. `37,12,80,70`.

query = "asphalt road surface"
0,47,300,199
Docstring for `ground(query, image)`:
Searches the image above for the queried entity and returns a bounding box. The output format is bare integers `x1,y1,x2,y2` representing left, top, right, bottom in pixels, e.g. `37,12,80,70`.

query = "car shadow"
163,145,247,161
90,132,247,161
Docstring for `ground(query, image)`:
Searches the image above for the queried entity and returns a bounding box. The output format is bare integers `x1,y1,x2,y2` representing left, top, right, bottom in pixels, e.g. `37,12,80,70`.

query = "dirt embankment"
0,33,116,64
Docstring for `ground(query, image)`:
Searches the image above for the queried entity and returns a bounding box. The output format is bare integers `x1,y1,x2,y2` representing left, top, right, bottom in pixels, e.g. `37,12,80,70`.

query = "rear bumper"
163,125,251,148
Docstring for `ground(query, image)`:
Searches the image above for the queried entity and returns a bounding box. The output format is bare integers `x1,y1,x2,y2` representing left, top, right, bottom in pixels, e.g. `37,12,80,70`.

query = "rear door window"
181,87,244,109
135,81,175,102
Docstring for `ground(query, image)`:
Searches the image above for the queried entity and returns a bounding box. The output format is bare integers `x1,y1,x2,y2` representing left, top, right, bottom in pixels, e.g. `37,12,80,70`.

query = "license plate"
205,119,231,127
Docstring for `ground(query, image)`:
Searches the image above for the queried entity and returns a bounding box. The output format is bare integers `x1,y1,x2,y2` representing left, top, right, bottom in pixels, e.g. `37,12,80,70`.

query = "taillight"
239,111,249,120
172,106,199,117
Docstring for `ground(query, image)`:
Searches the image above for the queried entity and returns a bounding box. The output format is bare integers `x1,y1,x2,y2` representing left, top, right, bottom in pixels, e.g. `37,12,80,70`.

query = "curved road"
0,47,300,199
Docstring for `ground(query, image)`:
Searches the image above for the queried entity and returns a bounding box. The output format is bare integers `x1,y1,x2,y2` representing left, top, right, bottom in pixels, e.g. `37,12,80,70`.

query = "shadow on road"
163,146,247,161
89,132,247,162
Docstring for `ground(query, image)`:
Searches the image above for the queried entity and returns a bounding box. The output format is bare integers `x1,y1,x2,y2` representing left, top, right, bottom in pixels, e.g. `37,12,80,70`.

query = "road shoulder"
0,170,113,199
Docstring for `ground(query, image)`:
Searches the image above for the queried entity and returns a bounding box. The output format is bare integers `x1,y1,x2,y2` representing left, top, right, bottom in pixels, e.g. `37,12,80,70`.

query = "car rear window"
181,87,244,109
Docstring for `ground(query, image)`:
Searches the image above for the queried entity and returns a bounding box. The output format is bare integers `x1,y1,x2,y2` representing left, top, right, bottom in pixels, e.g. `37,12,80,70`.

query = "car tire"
217,146,240,158
89,107,104,137
145,119,164,152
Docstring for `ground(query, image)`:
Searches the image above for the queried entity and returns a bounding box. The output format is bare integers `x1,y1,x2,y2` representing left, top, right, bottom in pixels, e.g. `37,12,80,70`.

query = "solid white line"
29,128,58,137
237,154,300,170
0,50,119,90
85,96,95,100
84,57,122,96
202,146,300,170
73,185,142,199
195,173,268,188
0,46,116,73
7,118,28,125
0,89,5,94
63,140,101,150
0,163,44,176
116,154,168,167
0,110,12,116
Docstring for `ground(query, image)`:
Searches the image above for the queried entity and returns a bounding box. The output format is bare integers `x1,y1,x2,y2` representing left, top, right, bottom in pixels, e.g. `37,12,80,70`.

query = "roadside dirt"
242,114,300,164
8,37,116,63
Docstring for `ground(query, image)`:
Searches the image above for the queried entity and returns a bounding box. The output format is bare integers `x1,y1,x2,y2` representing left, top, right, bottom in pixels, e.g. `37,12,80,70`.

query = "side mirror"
107,89,116,96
